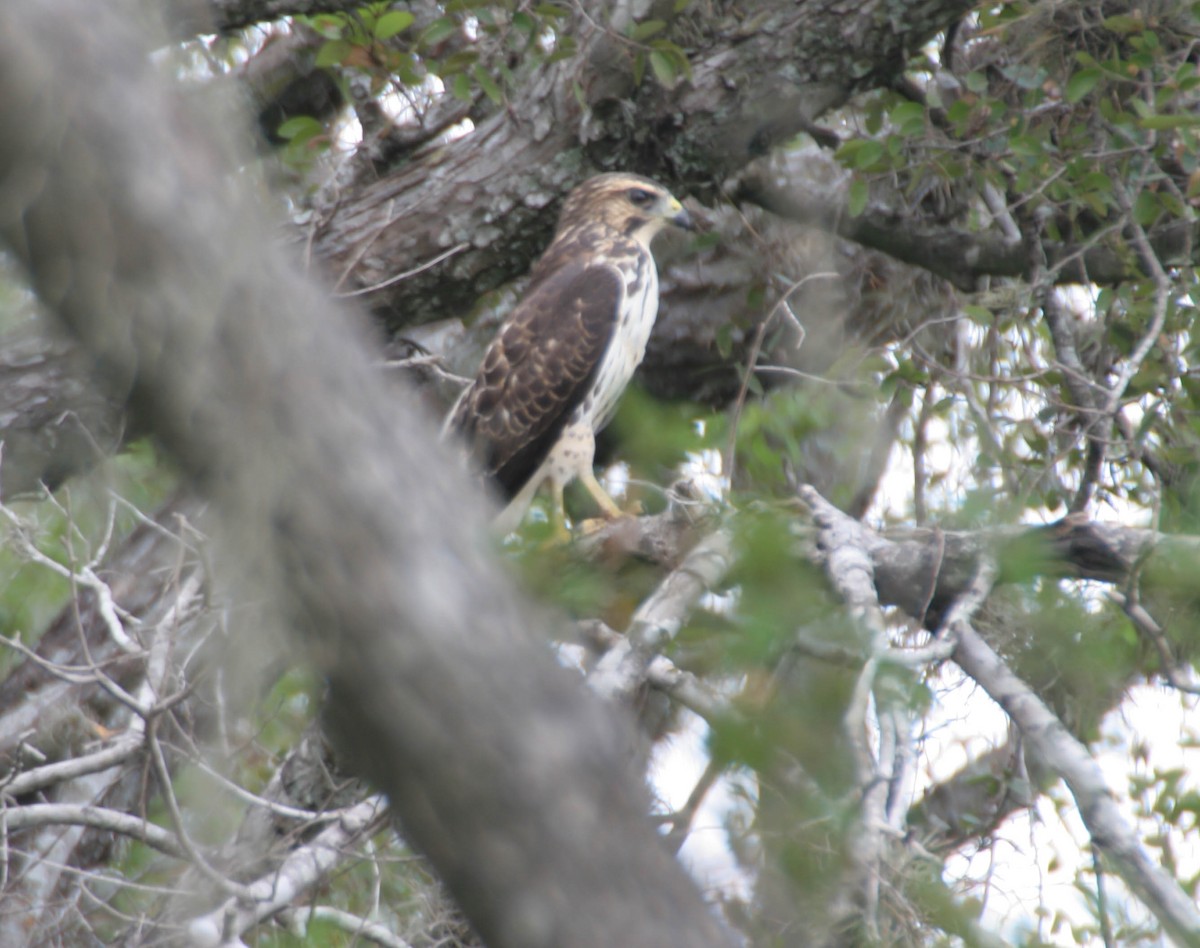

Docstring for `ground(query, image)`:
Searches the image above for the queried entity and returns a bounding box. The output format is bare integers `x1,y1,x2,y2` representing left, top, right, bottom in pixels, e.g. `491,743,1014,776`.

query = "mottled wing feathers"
451,259,623,498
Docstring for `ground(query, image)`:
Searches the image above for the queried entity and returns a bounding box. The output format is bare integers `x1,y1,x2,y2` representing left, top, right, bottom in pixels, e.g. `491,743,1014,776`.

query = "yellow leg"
578,468,625,520
546,478,572,544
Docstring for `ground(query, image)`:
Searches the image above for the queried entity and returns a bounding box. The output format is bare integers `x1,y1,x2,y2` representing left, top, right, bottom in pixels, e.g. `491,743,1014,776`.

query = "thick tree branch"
738,164,1200,292
0,5,732,947
572,505,1189,630
308,0,972,330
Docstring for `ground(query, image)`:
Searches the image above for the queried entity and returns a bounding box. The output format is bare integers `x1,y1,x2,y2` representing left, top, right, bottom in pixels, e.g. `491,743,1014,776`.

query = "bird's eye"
627,188,655,207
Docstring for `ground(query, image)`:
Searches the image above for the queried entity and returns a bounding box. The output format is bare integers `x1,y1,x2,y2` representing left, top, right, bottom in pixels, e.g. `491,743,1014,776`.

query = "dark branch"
738,166,1199,291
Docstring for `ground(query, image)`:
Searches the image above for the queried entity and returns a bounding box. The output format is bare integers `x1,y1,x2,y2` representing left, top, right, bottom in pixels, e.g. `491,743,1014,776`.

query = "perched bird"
448,173,693,536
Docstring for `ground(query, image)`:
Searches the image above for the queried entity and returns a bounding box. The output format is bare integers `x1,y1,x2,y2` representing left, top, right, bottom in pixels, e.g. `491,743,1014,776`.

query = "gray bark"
0,326,126,498
0,3,732,947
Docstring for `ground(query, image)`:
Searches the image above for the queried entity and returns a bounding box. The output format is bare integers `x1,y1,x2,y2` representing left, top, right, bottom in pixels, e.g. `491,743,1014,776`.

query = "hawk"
448,173,693,535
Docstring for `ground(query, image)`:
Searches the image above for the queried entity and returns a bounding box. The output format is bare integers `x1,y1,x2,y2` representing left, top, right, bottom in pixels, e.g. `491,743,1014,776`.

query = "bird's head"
557,173,693,247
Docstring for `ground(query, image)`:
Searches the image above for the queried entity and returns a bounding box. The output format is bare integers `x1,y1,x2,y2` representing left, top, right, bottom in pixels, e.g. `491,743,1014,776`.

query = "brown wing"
451,259,623,499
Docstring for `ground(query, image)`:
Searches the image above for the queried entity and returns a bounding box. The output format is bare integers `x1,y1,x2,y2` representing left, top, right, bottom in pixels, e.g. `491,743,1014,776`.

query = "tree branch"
308,0,972,329
0,803,186,858
737,163,1199,291
0,5,733,946
951,618,1200,944
183,796,390,946
589,528,734,704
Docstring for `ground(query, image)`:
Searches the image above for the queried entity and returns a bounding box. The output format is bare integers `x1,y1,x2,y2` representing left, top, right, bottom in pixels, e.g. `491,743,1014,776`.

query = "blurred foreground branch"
0,4,730,947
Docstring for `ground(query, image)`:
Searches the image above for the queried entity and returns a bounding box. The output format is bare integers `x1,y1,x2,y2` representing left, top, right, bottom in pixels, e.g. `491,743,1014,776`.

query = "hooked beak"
668,200,694,231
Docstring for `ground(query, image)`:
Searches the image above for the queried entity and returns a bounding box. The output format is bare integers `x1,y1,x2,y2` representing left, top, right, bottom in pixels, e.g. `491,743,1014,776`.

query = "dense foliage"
2,1,1200,946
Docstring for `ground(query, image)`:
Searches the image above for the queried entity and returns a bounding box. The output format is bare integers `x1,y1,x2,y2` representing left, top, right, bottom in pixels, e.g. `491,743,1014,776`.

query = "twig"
1106,180,1173,419
0,735,142,800
663,758,726,855
723,318,769,489
146,717,255,901
1094,846,1116,948
798,484,893,941
1111,590,1200,695
381,353,472,387
644,655,732,723
723,271,836,484
334,242,469,297
183,796,389,946
0,503,143,655
304,905,414,948
0,803,185,858
1038,287,1107,513
184,757,337,822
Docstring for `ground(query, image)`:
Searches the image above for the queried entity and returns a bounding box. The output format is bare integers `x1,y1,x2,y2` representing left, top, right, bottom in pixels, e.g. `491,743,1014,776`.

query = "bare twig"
304,905,414,948
0,736,142,800
335,242,469,298
183,796,389,946
1111,590,1200,695
146,718,255,901
0,803,185,858
723,271,836,485
1106,180,1174,419
663,758,726,855
0,503,142,655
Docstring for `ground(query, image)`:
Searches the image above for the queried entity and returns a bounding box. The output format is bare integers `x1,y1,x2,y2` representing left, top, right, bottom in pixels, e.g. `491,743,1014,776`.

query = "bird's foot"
578,500,644,535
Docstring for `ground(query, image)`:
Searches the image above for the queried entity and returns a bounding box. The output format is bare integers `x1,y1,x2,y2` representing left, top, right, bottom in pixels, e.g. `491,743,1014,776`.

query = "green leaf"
374,10,414,40
512,11,535,35
630,19,667,41
473,64,503,104
1133,190,1161,227
1140,113,1200,129
535,2,570,18
276,116,323,142
890,100,925,135
847,178,868,217
422,16,459,45
1000,63,1046,90
547,34,576,63
964,71,988,93
715,323,734,359
649,49,676,86
450,71,472,101
632,51,646,86
1102,12,1145,34
1065,67,1103,103
963,304,992,326
315,38,351,67
307,14,345,38
674,0,691,10
858,139,885,167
